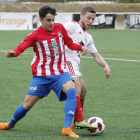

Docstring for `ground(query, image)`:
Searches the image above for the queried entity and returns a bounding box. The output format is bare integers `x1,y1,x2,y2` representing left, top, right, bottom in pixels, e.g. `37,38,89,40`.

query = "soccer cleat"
61,126,80,138
74,120,97,131
0,123,15,130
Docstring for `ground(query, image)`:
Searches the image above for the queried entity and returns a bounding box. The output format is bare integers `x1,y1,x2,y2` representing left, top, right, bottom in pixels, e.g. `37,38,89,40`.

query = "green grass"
0,29,140,140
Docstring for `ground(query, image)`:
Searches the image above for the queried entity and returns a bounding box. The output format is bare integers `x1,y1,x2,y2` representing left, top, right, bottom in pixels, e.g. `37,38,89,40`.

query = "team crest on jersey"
58,32,62,37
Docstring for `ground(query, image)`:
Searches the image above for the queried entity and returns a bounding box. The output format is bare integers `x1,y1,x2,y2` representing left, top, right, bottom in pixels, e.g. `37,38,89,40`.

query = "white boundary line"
81,56,140,62
0,50,140,62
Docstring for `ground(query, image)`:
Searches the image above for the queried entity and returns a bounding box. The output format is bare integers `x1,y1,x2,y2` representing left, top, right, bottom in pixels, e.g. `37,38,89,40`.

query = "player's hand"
81,46,87,56
104,65,111,79
5,50,15,58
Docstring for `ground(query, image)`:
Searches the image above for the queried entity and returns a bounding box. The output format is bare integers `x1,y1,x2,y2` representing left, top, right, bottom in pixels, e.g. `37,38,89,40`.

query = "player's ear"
39,18,43,23
80,14,83,19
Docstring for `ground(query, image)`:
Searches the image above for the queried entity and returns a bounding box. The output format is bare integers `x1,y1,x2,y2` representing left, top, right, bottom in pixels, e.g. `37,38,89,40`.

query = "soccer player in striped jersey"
0,6,90,138
64,6,111,130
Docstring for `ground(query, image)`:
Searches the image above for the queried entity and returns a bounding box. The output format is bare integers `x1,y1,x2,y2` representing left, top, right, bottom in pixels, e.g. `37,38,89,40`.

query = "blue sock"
64,88,77,128
8,104,29,127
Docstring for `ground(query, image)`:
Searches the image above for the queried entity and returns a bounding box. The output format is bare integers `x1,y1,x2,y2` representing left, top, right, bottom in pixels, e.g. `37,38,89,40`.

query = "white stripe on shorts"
66,61,75,76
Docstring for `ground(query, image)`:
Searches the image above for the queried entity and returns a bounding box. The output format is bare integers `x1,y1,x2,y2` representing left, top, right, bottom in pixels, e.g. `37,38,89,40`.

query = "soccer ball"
87,116,105,136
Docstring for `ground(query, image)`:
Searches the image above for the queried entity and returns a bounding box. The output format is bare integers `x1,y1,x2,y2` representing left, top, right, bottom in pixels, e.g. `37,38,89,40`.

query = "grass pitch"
0,29,140,140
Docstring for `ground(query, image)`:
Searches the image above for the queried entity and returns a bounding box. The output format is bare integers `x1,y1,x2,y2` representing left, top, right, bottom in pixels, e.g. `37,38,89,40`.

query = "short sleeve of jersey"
61,24,73,46
18,32,36,51
87,35,97,53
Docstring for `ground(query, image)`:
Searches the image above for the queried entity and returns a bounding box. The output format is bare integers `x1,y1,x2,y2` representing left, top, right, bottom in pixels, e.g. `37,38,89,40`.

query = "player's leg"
79,77,87,111
53,72,79,138
72,77,84,123
61,80,79,138
66,61,84,125
73,77,96,130
0,76,47,130
66,61,96,130
0,95,41,130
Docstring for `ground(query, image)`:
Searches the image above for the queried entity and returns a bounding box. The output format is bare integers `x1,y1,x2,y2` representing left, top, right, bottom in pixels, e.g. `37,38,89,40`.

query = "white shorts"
66,61,83,77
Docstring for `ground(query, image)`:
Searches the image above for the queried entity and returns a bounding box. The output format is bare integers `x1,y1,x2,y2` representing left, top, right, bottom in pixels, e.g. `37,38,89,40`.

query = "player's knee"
66,88,76,100
80,94,86,99
62,80,75,93
84,88,87,94
76,88,81,96
80,91,87,98
23,103,32,110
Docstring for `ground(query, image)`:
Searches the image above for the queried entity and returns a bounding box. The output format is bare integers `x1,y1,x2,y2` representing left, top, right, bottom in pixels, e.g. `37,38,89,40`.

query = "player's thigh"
72,77,82,96
80,77,87,98
23,95,41,110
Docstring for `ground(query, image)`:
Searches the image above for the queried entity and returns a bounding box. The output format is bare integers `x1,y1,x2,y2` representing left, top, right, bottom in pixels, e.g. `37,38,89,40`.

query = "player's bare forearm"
5,50,15,58
91,52,106,67
91,52,111,78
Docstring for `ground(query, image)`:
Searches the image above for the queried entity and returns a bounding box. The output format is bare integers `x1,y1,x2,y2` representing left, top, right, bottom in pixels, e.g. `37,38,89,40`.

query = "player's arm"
91,52,111,79
62,24,87,55
5,33,35,58
67,43,87,56
5,47,22,58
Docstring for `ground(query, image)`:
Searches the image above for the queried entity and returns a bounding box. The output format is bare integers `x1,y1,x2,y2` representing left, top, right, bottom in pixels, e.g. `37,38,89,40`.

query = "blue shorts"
26,72,74,101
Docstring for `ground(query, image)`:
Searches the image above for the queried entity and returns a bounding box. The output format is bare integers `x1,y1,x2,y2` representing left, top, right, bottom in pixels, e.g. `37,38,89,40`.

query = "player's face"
40,13,55,31
80,12,96,30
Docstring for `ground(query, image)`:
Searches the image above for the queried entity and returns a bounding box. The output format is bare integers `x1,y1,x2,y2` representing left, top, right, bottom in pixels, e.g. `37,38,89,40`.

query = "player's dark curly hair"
81,6,96,15
39,6,57,19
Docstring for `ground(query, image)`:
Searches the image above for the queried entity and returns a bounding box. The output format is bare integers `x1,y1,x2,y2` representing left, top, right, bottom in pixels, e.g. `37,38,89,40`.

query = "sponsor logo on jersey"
47,39,64,58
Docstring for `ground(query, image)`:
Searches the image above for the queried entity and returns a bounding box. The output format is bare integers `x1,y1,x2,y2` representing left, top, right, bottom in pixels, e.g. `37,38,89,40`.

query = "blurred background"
0,0,140,30
0,0,140,3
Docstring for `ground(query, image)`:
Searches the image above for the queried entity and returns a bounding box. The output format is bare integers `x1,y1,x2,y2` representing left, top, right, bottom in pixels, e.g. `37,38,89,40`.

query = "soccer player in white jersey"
0,6,91,138
64,6,111,130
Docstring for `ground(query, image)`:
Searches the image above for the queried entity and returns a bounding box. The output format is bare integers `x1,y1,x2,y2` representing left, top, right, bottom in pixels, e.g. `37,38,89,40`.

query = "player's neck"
79,21,85,31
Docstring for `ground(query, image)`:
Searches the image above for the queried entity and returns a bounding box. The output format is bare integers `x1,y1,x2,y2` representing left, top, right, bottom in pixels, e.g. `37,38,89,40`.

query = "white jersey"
64,21,97,65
